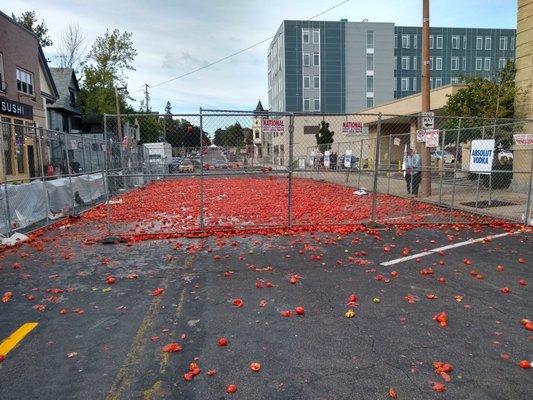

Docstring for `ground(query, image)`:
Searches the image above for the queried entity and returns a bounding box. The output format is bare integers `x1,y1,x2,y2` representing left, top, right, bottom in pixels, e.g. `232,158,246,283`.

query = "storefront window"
14,119,25,174
1,117,12,175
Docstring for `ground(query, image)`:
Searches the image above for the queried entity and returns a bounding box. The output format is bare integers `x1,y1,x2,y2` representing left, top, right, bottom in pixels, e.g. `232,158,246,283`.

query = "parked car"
431,150,455,163
169,157,182,173
498,149,513,160
178,159,194,173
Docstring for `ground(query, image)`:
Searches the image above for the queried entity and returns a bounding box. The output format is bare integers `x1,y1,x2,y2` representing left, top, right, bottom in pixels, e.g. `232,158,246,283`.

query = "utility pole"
420,0,432,196
144,83,151,112
114,86,122,143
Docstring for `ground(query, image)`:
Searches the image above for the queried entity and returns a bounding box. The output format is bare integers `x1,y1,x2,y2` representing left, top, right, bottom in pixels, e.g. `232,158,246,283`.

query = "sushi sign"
262,119,285,133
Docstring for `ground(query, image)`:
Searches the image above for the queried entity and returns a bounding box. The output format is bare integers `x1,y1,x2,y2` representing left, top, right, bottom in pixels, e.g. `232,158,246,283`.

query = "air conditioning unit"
0,81,6,92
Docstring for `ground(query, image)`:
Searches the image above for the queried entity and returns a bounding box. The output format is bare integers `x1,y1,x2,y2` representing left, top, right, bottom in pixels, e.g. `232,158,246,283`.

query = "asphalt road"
0,224,532,399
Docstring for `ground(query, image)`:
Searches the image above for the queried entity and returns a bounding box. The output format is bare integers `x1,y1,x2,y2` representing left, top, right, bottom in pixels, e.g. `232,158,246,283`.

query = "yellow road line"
0,323,38,356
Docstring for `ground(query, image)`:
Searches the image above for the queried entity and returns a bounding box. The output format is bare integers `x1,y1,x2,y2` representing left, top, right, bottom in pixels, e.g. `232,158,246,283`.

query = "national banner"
262,119,285,133
342,121,363,135
514,134,533,145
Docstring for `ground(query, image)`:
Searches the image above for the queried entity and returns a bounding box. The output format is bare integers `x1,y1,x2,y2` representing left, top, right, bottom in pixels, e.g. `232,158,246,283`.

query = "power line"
130,0,351,95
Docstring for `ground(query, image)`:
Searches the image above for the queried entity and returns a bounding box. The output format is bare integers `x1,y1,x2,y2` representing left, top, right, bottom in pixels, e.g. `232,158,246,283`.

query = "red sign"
262,119,285,133
342,121,363,134
514,134,533,145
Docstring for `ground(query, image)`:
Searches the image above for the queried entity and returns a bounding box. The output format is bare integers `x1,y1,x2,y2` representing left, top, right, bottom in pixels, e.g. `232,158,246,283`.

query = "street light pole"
420,0,432,196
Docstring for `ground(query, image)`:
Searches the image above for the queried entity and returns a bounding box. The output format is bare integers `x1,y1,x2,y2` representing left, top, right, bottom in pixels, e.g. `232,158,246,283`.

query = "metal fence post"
370,113,382,224
449,118,461,221
63,133,76,211
199,108,205,229
438,128,445,205
0,121,13,237
36,127,50,225
475,126,485,208
387,134,392,194
287,113,294,227
524,149,533,226
103,115,112,235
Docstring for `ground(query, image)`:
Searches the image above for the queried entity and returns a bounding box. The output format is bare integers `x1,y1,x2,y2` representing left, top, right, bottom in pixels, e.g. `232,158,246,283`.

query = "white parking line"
380,231,518,266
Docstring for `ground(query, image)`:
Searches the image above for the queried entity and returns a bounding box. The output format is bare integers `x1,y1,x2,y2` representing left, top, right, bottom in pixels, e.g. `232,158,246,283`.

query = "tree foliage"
315,121,334,150
79,29,137,115
56,24,86,73
443,61,522,145
213,123,250,147
12,10,53,47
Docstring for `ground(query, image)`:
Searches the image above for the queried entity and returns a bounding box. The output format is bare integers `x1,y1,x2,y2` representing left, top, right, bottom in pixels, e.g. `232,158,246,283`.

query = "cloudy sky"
4,0,517,114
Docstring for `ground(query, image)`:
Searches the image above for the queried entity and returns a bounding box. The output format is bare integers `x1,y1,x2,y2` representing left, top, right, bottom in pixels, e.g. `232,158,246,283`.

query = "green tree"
79,29,137,115
315,121,334,151
12,10,53,47
443,61,522,146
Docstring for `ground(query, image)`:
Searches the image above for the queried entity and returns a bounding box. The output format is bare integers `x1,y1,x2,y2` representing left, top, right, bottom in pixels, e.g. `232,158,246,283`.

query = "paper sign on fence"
261,119,285,133
342,121,363,134
514,134,533,145
469,139,495,173
324,151,331,168
425,130,439,148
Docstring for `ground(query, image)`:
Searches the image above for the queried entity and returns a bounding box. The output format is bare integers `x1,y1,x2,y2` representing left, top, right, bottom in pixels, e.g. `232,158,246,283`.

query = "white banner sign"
416,130,426,142
514,134,533,145
324,151,331,168
393,138,401,146
469,139,495,173
342,121,363,134
261,119,285,133
344,150,352,168
425,130,439,148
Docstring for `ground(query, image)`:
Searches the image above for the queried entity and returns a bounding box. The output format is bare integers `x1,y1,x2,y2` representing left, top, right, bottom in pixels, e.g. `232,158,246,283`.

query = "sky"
2,0,518,115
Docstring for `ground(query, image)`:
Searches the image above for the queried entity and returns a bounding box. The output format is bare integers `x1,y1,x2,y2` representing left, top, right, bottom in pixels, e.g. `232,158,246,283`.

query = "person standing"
404,148,421,195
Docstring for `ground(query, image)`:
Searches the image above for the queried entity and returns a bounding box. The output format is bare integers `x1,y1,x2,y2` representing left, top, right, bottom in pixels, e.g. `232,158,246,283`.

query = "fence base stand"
364,221,388,230
101,235,127,245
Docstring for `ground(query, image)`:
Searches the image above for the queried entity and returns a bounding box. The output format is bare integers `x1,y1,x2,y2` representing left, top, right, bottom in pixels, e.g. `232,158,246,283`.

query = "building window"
313,98,320,111
367,76,374,92
312,30,319,44
430,77,434,89
436,57,443,71
429,35,434,49
402,34,410,48
366,31,374,49
413,56,417,70
451,77,460,84
463,35,467,49
500,37,507,50
436,35,443,49
13,119,25,174
0,53,4,91
1,117,12,175
462,57,467,70
367,54,374,70
412,77,417,91
476,36,483,50
435,77,442,87
499,58,506,69
16,68,34,95
452,35,460,49
255,130,259,139
303,98,310,111
401,77,409,91
475,57,483,71
302,30,309,44
69,89,76,106
414,34,418,49
313,52,319,66
366,97,374,108
303,75,310,89
451,56,459,70
303,53,310,67
394,34,397,48
484,57,491,71
511,37,515,49
485,36,491,50
313,75,320,89
430,56,433,70
401,56,410,70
